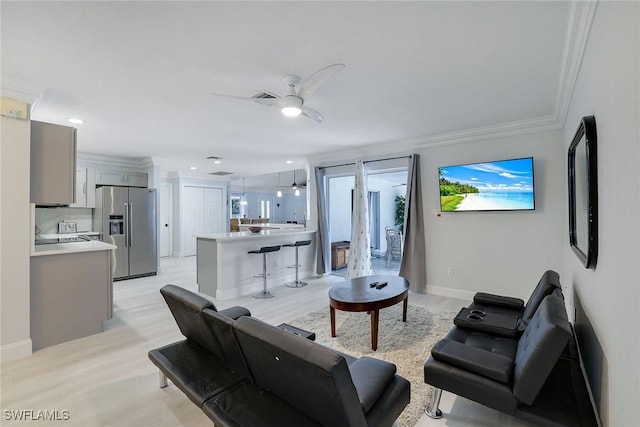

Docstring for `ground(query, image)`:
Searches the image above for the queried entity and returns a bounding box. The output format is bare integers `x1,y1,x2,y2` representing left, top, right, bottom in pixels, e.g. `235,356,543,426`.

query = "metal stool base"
252,290,274,299
285,280,308,288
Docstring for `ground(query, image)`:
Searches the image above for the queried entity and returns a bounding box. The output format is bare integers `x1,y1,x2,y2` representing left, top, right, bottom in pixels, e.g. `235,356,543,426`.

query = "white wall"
421,130,565,300
0,114,32,360
562,3,640,426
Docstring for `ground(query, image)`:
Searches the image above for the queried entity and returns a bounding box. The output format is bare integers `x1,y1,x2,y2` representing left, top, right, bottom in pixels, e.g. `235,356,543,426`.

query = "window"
230,195,243,218
260,197,273,220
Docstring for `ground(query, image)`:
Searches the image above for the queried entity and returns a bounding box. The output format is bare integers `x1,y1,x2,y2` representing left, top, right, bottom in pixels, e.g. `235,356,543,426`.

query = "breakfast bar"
196,228,316,300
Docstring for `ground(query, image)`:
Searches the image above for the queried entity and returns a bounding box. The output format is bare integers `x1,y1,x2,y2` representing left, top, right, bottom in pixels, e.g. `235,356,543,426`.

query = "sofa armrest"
453,308,519,338
474,292,524,310
218,306,251,320
348,356,397,412
431,339,513,384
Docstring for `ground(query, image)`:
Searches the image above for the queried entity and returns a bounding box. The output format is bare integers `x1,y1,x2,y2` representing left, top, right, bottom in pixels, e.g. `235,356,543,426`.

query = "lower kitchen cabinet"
30,249,112,350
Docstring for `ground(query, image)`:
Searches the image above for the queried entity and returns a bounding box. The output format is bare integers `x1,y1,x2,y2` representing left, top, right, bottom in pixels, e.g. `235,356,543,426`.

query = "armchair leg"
424,387,443,419
159,371,168,388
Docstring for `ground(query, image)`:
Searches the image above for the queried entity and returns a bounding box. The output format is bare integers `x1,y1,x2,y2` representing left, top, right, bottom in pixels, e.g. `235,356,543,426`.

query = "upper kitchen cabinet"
69,167,96,208
30,121,76,206
96,170,147,188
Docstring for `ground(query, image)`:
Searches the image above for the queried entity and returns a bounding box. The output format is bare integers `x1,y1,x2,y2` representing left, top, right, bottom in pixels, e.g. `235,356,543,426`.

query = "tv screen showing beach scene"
439,157,535,212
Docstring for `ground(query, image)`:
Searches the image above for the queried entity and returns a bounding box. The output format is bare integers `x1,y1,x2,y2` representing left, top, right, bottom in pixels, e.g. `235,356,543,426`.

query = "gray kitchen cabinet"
30,121,77,206
69,167,96,208
30,249,113,350
96,170,147,187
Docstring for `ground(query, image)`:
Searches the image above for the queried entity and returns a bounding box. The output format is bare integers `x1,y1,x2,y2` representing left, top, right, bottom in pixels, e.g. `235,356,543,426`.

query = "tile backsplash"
35,207,93,234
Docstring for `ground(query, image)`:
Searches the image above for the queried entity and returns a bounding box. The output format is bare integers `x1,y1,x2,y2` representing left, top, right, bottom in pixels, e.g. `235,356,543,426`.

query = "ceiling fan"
211,63,345,123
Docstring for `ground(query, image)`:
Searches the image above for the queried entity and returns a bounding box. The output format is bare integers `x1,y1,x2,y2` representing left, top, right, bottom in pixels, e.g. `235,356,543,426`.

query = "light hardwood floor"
1,256,535,426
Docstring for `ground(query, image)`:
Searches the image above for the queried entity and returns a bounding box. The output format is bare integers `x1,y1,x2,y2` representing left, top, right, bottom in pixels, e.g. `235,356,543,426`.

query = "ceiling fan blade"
297,63,345,100
300,106,324,123
210,92,255,101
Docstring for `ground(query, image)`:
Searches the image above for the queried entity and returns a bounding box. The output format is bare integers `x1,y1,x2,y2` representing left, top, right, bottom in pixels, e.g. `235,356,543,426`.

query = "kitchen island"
31,240,116,350
196,229,316,300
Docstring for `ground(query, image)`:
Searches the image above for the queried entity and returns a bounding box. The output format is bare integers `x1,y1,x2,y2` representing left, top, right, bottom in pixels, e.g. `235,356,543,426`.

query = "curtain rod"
317,155,412,170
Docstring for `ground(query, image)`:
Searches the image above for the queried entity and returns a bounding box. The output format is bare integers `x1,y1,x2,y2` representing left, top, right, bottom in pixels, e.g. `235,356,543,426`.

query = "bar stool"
283,240,311,288
248,245,281,299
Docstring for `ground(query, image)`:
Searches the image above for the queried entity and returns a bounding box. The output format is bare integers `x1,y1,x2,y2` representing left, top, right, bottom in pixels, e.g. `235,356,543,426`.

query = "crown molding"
0,77,44,109
77,152,151,170
411,114,561,149
553,1,599,128
309,114,560,166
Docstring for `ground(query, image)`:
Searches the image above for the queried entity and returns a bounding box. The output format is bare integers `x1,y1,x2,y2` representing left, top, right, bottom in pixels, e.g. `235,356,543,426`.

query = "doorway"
325,165,408,276
159,183,173,258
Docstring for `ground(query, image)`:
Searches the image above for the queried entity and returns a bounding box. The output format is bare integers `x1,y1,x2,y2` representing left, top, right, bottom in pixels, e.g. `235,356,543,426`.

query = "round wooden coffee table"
329,275,409,351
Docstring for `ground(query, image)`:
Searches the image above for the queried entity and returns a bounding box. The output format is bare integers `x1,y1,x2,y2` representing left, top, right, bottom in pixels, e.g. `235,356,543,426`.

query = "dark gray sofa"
149,285,411,426
424,292,598,427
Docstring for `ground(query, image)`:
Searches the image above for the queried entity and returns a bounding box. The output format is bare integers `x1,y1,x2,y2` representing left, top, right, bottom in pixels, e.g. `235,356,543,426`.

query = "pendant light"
291,169,298,190
240,177,248,205
276,173,282,198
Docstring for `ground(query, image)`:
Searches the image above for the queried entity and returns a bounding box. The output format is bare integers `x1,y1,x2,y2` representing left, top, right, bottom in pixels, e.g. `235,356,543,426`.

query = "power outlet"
448,266,454,276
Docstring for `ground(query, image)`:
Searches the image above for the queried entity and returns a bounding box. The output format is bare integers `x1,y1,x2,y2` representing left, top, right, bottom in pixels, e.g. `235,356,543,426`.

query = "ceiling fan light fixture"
281,106,302,117
281,95,303,117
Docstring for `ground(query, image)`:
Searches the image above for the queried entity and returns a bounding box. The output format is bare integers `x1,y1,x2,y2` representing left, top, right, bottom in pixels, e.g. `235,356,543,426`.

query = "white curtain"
346,160,372,279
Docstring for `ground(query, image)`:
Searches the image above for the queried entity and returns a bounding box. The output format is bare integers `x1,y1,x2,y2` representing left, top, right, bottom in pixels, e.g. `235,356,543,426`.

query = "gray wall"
561,3,640,425
421,130,565,300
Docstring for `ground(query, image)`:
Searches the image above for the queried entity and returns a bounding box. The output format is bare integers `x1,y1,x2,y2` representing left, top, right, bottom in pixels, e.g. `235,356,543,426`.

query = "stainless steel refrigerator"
94,186,158,280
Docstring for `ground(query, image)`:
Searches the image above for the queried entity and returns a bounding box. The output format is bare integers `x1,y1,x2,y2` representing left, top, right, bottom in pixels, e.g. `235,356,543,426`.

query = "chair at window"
385,228,403,267
230,218,240,232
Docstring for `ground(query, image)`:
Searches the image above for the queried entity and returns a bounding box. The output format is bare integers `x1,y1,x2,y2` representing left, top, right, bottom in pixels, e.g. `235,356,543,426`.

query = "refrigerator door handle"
129,203,133,247
124,202,129,247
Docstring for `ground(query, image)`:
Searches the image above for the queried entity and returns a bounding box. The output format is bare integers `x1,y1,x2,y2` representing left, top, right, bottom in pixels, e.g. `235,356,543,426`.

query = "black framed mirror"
568,115,598,269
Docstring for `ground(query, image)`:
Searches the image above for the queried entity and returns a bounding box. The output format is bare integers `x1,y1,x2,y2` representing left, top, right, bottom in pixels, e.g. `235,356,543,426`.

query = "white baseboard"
1,339,32,362
425,284,475,302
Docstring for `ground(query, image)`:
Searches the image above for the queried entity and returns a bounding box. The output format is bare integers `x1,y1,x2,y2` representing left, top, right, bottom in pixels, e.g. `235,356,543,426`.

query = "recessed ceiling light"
213,160,221,164
67,118,85,124
286,160,293,164
189,166,197,170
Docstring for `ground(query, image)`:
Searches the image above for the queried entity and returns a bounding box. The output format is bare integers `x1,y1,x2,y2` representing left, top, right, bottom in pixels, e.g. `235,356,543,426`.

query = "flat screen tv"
439,157,535,212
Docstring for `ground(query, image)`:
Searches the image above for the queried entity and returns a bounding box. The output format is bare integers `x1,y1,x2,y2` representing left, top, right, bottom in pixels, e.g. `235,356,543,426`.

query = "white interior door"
183,186,225,257
159,183,173,257
183,186,203,257
205,188,224,233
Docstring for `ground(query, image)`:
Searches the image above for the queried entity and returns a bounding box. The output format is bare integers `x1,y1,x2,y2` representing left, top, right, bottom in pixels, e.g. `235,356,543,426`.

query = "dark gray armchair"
424,294,598,427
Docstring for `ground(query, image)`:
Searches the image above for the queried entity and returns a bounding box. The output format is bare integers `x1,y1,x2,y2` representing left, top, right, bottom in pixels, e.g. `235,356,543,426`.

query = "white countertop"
32,240,117,256
197,228,315,243
237,223,305,230
38,232,101,239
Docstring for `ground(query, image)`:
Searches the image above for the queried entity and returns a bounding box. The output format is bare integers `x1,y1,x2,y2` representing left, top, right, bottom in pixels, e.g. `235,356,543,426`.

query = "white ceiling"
2,1,570,181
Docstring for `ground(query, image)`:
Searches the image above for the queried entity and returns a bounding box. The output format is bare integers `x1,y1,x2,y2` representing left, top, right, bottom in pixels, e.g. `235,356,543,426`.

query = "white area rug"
289,303,456,427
